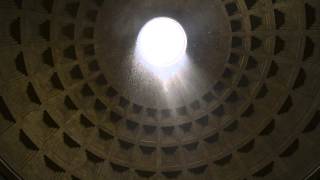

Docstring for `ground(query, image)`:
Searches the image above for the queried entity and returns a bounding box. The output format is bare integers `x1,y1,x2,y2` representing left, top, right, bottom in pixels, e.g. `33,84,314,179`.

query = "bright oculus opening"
135,17,188,68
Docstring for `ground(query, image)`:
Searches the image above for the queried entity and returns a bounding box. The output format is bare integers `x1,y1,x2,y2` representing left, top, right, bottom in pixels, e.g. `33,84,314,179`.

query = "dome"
0,0,319,179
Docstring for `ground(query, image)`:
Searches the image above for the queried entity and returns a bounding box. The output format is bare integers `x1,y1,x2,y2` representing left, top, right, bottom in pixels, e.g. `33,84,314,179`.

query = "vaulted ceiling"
0,0,320,180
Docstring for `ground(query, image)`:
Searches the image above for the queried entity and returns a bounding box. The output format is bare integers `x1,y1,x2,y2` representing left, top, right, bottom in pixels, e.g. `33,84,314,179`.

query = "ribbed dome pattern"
0,0,319,179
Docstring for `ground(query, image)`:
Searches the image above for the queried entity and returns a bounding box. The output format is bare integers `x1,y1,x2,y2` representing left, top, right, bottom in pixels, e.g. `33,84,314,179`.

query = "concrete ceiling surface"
0,0,319,179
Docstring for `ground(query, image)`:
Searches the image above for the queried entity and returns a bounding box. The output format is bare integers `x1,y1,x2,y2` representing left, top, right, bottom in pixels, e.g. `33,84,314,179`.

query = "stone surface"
0,0,320,179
